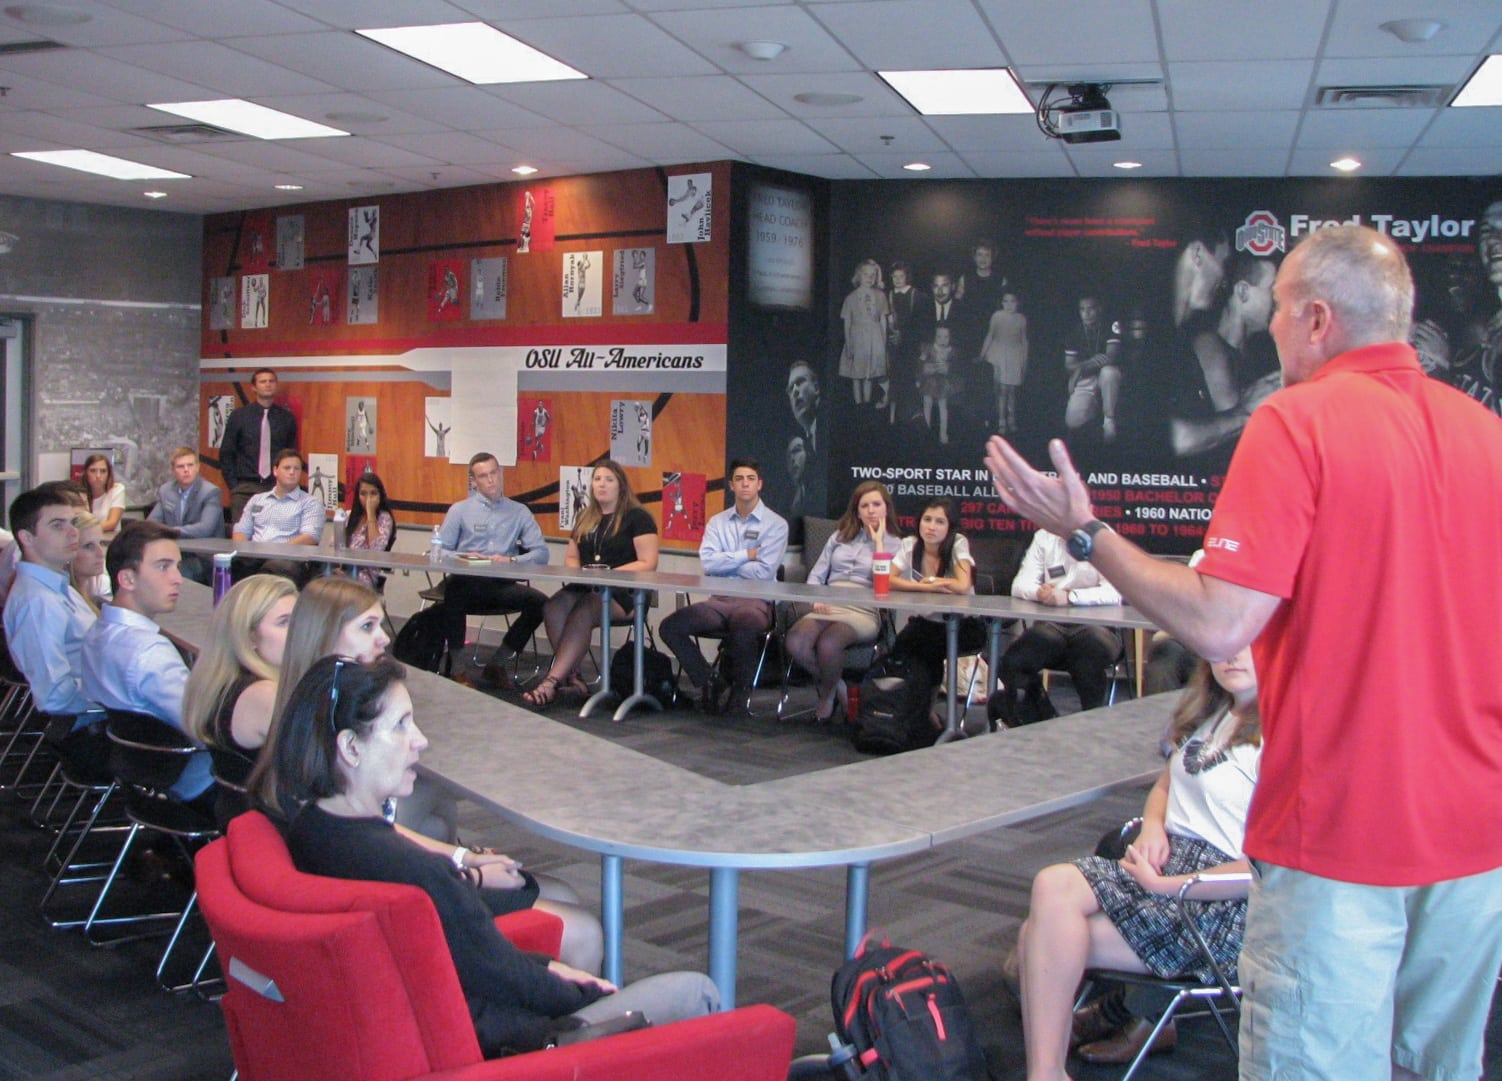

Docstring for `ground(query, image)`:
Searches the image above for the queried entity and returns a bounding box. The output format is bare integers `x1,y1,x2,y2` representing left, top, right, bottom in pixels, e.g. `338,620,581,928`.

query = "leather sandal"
522,676,559,708
1077,1017,1177,1064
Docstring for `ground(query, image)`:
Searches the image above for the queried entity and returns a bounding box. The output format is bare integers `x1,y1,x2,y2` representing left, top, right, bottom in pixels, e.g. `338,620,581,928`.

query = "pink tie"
258,408,271,479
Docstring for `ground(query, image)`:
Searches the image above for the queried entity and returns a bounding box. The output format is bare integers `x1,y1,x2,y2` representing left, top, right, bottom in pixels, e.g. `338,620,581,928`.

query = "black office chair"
81,712,217,953
1075,819,1249,1081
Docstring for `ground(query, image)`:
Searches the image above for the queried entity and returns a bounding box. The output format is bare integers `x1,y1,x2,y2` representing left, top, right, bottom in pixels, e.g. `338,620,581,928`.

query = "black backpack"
831,930,991,1081
609,639,681,709
852,654,935,755
392,604,451,675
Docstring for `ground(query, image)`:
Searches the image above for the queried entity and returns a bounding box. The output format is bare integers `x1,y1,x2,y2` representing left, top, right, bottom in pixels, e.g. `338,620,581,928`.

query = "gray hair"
1285,225,1413,346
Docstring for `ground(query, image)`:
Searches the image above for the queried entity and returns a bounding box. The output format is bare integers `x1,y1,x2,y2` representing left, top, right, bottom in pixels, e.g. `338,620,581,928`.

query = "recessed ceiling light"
11,149,190,181
1330,157,1362,172
1453,54,1502,107
1113,161,1143,170
878,68,1032,116
357,22,587,85
512,165,539,175
903,161,932,172
794,92,864,107
274,183,304,191
3,4,90,26
142,190,167,199
148,100,347,140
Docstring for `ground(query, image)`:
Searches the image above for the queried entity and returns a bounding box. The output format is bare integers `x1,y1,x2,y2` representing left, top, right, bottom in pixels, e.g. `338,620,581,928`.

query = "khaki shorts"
1239,860,1502,1081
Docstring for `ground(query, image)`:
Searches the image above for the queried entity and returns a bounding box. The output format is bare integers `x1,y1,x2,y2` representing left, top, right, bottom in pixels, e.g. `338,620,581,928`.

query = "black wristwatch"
1066,519,1110,562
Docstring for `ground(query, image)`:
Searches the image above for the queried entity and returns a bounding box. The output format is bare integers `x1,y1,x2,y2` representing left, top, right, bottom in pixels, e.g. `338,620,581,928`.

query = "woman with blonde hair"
251,574,604,972
69,511,110,613
182,574,297,754
524,460,658,709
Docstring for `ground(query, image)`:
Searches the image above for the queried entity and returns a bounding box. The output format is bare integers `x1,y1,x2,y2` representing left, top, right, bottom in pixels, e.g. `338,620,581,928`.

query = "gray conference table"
177,537,1156,739
165,579,1170,1008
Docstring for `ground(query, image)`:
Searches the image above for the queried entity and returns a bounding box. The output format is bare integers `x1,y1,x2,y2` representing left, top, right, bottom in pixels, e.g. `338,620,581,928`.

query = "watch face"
1067,530,1091,561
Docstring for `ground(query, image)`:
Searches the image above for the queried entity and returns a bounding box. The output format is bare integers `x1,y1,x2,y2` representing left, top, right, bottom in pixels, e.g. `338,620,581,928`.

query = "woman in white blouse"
83,453,126,536
887,497,986,686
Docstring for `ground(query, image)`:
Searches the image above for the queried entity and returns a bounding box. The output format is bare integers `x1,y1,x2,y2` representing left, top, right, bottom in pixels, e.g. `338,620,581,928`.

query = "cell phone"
553,1011,651,1046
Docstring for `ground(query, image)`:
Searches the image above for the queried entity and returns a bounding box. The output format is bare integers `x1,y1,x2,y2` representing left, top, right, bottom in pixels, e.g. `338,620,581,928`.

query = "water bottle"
212,552,233,605
331,507,348,550
428,525,444,564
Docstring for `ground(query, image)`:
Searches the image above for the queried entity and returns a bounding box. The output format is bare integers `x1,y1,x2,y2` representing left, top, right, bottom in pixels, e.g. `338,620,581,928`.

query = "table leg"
581,587,617,717
845,863,870,958
987,618,1004,733
935,614,965,743
708,867,739,1010
601,853,623,986
613,587,663,722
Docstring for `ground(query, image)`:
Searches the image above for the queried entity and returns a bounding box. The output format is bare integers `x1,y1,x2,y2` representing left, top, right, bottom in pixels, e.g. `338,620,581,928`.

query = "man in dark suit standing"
219,368,297,522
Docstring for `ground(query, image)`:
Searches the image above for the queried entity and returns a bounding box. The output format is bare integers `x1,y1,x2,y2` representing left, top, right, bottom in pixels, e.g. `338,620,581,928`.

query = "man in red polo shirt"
985,224,1502,1081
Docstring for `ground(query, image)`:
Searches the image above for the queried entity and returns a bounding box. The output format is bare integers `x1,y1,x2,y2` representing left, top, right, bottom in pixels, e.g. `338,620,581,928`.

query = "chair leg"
1119,992,1190,1081
159,891,224,995
83,823,187,945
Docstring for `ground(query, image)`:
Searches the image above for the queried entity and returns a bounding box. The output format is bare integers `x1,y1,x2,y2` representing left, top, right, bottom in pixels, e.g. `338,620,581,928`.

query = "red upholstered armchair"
196,812,797,1081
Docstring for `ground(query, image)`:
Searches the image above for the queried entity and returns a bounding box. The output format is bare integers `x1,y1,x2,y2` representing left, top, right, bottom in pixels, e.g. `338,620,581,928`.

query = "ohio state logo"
1236,211,1287,256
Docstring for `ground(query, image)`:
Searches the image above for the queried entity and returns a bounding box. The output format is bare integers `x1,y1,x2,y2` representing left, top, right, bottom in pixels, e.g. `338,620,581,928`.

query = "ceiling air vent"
1314,84,1451,108
0,37,64,55
131,123,244,144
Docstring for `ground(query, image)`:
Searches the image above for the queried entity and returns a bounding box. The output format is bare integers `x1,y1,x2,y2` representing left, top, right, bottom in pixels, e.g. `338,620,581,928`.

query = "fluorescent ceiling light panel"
1452,55,1502,107
356,22,587,84
878,68,1032,115
148,100,348,140
12,149,189,180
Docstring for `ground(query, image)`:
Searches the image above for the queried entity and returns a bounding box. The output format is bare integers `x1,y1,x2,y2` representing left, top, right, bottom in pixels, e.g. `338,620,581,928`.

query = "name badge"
744,529,760,541
1047,564,1067,580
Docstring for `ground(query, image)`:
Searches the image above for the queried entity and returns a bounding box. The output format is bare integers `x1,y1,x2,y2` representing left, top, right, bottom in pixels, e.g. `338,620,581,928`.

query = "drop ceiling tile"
751,152,877,179
1173,110,1301,148
100,0,330,38
0,4,190,47
849,150,976,178
1157,0,1331,62
1419,106,1502,147
486,81,669,125
461,0,629,15
1314,54,1478,89
955,146,1075,176
735,71,910,117
923,113,1056,152
801,115,949,155
97,41,337,99
284,136,440,169
1178,148,1290,176
370,130,525,163
577,121,736,160
693,117,838,155
1286,145,1406,175
812,0,1008,69
1322,2,1502,60
1396,146,1502,176
0,50,216,104
1296,107,1436,148
1062,147,1179,176
271,0,475,31
978,0,1159,67
498,13,718,78
368,87,556,129
228,31,459,92
1168,60,1316,111
649,5,862,74
608,75,787,121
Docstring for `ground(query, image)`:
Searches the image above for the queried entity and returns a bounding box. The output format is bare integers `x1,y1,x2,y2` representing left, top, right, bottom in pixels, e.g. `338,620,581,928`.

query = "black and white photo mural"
729,175,1499,555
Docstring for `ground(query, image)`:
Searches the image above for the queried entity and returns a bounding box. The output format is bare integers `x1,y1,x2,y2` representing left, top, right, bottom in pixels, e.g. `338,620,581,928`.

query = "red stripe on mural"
206,322,728,358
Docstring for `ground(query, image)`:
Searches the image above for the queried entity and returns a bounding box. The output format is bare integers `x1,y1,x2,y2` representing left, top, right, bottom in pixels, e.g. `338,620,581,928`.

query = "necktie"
939,302,948,321
258,408,271,480
178,489,187,523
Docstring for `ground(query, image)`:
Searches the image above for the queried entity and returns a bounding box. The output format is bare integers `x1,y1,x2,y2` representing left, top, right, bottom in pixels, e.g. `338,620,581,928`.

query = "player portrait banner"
562,250,602,318
306,453,339,513
347,266,378,325
558,465,591,532
517,187,555,254
348,205,379,265
667,172,711,244
208,277,235,330
424,398,453,460
610,399,652,467
517,396,552,463
428,260,464,321
240,274,269,329
471,256,509,320
612,248,656,315
661,471,706,543
276,215,305,270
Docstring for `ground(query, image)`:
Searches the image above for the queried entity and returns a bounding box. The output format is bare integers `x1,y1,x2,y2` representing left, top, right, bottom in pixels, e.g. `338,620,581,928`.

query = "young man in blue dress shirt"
660,457,788,713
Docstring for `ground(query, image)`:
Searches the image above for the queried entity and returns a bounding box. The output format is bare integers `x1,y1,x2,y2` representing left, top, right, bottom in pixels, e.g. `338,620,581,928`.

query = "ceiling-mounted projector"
1038,83,1122,144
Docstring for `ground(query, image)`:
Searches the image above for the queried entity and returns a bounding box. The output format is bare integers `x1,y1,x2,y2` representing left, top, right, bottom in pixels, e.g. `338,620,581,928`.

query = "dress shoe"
699,671,726,715
1070,998,1120,1048
450,670,478,688
480,660,517,692
1077,1017,1177,1065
